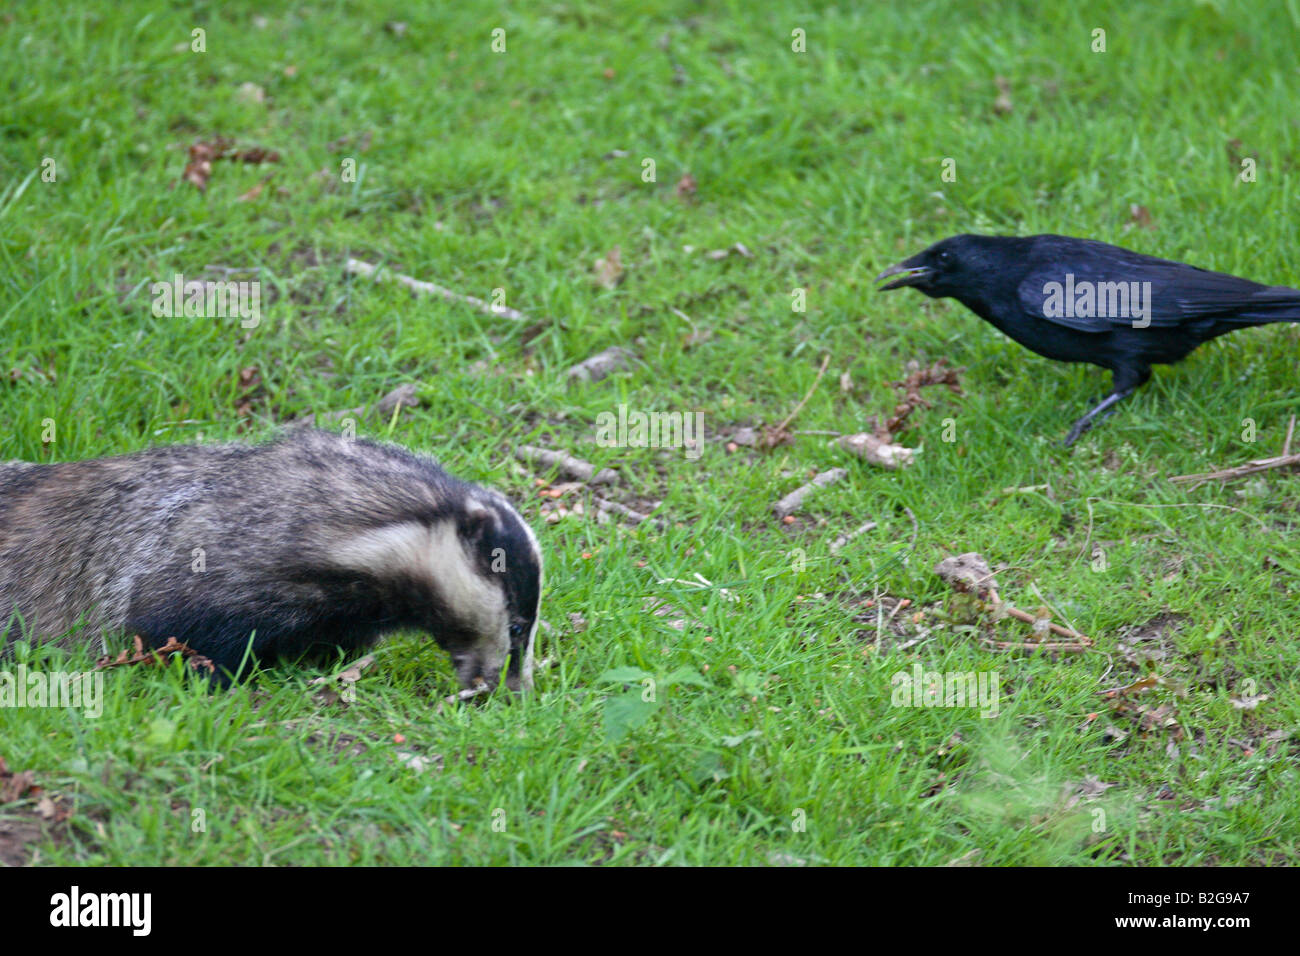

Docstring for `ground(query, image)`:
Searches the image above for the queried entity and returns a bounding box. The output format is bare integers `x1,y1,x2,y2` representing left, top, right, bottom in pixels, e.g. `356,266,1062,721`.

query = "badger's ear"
458,499,496,543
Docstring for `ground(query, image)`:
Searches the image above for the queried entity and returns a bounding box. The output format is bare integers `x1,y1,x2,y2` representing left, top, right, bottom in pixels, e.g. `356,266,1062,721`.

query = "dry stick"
981,577,1090,645
345,258,527,321
983,639,1092,653
1170,414,1300,485
773,467,848,519
591,494,665,529
830,520,878,553
994,605,1092,645
1169,452,1300,485
518,445,618,485
772,353,831,437
937,558,1093,650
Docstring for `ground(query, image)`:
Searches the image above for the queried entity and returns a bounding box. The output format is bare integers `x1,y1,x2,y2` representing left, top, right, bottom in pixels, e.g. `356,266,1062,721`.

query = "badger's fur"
0,429,542,691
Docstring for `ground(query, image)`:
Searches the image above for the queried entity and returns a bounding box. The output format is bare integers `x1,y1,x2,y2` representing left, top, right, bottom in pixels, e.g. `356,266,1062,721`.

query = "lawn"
1,0,1297,865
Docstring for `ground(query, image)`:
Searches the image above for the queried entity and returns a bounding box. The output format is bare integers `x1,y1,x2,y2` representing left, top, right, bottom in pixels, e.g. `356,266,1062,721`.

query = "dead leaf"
1128,203,1155,230
95,635,215,674
1230,692,1269,710
993,76,1013,115
704,242,753,261
236,179,269,202
1078,775,1117,798
396,751,441,773
309,654,376,689
182,140,223,192
0,757,37,804
593,246,624,289
228,146,280,164
674,173,697,199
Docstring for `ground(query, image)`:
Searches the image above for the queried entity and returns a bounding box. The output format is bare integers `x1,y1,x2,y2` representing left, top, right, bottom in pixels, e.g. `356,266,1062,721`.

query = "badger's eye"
509,621,528,641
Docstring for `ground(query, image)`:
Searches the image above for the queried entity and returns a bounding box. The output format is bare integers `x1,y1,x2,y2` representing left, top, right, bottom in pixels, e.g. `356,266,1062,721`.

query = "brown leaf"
1128,203,1155,230
593,246,624,289
95,635,215,674
228,146,280,164
1078,775,1117,798
179,139,279,192
0,757,37,804
182,141,222,192
674,173,697,199
993,76,1013,115
878,359,964,440
236,180,266,202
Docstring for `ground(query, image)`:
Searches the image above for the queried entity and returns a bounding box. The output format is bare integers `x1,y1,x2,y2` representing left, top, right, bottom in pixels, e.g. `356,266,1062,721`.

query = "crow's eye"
936,250,952,264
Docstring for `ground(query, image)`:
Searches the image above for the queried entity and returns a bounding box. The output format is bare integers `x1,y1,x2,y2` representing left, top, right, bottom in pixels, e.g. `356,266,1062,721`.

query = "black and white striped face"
328,492,542,693
450,492,543,693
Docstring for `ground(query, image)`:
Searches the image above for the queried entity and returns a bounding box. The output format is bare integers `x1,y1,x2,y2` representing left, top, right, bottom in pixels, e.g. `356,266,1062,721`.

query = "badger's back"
0,430,534,682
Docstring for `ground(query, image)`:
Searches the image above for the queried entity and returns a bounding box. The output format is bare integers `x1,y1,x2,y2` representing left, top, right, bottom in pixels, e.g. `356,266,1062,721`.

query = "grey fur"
0,430,542,691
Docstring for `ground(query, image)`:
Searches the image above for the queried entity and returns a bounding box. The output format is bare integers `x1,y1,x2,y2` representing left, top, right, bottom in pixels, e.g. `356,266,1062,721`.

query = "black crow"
876,234,1300,444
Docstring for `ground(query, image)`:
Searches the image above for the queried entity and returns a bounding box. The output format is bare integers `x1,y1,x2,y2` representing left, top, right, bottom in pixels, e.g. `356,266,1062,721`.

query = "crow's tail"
1227,285,1300,325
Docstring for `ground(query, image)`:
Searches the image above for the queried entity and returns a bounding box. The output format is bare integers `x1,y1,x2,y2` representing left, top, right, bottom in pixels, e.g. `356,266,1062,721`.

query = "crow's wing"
1015,240,1289,332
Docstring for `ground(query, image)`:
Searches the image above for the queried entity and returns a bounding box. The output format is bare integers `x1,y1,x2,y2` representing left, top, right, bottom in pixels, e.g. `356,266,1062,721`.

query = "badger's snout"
452,633,533,694
451,645,504,693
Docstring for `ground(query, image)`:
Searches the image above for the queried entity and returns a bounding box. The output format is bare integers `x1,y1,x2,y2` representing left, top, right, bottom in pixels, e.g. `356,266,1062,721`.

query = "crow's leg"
1062,368,1150,446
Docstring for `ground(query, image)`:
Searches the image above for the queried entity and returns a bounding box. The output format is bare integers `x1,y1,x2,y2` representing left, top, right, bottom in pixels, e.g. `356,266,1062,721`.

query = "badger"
0,429,542,691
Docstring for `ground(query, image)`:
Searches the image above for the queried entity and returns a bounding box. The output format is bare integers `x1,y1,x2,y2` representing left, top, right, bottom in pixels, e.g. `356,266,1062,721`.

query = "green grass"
2,0,1298,865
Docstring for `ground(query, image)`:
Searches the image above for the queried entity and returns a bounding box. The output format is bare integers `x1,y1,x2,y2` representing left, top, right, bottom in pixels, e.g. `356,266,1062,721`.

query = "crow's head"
875,235,991,299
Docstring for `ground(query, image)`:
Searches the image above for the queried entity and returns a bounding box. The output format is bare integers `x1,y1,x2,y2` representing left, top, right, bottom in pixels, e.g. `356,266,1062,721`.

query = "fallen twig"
96,635,217,674
758,354,829,450
591,494,665,529
566,345,635,383
995,605,1091,644
984,639,1092,653
773,467,847,519
1171,414,1300,485
1169,452,1300,485
519,445,618,485
934,551,1093,649
345,258,526,321
836,432,914,469
830,520,878,553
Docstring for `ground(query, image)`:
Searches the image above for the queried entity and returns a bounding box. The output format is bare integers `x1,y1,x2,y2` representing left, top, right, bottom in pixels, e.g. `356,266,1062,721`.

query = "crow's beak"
875,262,931,291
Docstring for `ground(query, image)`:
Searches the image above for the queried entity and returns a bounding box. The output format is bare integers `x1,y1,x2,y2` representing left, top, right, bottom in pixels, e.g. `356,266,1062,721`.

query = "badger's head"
441,491,543,693
329,486,542,693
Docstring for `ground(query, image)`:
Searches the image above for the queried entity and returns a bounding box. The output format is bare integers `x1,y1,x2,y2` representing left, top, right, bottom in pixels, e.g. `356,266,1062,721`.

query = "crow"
876,234,1300,445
